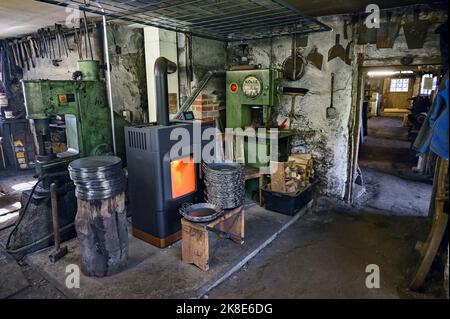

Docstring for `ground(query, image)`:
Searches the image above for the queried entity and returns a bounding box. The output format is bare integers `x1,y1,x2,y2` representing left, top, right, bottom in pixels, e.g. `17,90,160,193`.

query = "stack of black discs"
68,156,126,201
203,162,245,209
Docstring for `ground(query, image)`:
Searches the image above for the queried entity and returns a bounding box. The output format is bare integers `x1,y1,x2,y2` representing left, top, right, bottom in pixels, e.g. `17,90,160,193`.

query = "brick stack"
192,94,224,122
168,93,178,114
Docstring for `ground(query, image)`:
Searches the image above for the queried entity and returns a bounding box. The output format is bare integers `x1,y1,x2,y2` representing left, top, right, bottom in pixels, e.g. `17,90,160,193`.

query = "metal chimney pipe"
154,57,177,126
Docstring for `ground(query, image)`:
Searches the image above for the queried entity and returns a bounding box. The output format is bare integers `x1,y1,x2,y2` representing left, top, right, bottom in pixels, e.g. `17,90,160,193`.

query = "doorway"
356,65,441,216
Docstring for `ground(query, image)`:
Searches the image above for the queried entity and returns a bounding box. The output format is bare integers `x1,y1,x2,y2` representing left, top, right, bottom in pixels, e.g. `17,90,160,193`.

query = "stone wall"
362,6,447,67
177,34,227,106
19,23,147,124
223,5,446,199
227,16,356,198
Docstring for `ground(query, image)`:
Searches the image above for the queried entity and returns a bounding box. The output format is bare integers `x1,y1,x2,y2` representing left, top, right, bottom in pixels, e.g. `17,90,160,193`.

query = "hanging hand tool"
23,38,35,69
18,39,30,70
376,12,400,49
24,39,36,68
58,25,70,56
82,0,94,60
55,24,68,57
307,46,323,70
403,9,429,49
37,29,44,59
356,16,377,44
74,27,83,60
328,34,346,63
8,42,20,67
345,40,353,65
343,19,350,39
48,183,68,263
81,18,90,59
13,40,23,69
47,28,56,60
326,73,337,119
41,28,50,59
282,33,306,81
54,24,62,58
27,36,39,60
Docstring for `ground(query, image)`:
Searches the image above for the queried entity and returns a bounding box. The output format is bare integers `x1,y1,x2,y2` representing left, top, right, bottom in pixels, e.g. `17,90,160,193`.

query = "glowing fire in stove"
170,156,196,199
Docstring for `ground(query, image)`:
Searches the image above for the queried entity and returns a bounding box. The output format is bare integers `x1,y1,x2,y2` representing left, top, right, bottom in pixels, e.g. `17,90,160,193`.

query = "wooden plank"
181,219,210,271
270,161,286,193
208,206,242,228
216,211,245,244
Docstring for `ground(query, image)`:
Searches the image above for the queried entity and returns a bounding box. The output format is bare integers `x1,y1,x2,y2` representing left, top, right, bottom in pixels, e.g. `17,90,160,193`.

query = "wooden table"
181,206,244,271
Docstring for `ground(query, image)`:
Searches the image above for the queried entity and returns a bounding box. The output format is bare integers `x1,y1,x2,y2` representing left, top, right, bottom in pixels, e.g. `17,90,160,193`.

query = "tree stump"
75,192,128,277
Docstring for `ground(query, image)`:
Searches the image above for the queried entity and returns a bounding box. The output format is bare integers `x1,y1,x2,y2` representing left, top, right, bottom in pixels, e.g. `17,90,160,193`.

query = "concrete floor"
359,116,432,183
206,117,441,299
0,116,443,298
23,203,299,299
207,207,442,299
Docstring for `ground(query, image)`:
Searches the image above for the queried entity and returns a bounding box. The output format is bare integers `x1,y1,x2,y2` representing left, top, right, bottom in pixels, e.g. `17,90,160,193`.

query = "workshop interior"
0,0,448,300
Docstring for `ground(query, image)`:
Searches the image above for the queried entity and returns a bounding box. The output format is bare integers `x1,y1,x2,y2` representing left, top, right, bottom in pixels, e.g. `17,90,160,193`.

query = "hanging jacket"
429,80,449,159
416,79,449,159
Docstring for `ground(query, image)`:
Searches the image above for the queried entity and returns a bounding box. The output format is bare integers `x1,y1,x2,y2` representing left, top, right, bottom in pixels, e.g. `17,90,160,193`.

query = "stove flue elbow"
154,57,177,126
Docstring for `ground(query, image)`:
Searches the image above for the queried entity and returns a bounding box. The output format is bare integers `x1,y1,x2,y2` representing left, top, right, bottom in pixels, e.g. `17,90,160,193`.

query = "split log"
75,192,128,277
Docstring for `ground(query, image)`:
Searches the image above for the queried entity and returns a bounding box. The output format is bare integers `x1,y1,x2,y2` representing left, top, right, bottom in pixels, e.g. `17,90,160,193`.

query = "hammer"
48,183,68,263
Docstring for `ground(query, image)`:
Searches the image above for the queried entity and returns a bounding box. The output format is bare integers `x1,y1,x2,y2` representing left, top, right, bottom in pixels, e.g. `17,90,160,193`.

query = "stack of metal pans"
68,156,126,201
202,162,245,209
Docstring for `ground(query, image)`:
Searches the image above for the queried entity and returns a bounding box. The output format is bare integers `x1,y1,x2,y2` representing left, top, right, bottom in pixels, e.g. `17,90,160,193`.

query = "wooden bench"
181,206,244,271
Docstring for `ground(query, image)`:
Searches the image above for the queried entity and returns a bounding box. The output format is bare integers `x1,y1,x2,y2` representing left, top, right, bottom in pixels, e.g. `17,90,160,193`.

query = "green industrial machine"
8,60,127,258
22,60,126,179
226,68,294,169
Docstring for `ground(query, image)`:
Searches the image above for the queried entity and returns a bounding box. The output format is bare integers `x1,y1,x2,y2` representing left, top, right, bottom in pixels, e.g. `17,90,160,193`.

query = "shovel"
403,9,429,49
326,73,337,119
328,34,346,63
307,46,323,70
345,41,353,65
376,12,400,49
357,18,377,44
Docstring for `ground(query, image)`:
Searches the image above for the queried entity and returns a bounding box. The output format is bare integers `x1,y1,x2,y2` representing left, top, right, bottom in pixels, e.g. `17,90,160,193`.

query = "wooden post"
75,192,128,277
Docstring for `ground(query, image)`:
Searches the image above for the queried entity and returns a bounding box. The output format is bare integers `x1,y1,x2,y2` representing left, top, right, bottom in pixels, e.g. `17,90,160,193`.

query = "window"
420,74,437,96
389,78,410,92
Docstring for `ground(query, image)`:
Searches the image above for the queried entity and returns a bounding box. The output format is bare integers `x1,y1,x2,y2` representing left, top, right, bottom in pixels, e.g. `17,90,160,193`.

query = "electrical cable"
6,223,74,255
0,208,20,217
0,223,14,232
5,171,71,253
5,176,44,250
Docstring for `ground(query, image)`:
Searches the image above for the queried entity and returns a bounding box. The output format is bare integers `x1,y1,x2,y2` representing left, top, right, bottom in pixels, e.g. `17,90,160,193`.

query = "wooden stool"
181,206,244,271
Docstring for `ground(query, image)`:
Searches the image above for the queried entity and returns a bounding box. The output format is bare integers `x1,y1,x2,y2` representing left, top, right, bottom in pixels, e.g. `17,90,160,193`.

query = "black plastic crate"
262,179,318,216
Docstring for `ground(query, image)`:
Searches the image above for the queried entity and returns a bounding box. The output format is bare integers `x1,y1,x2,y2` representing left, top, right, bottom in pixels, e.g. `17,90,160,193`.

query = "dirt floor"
0,116,446,299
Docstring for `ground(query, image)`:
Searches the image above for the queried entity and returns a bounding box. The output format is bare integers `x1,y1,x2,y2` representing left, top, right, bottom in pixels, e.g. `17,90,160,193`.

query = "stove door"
170,155,196,199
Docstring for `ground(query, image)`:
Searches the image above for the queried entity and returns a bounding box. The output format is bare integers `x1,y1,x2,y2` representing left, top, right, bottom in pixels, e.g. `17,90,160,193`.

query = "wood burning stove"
125,57,211,248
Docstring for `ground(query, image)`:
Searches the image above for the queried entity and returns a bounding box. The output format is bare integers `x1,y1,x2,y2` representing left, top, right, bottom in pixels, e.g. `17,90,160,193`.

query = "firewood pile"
269,154,315,194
